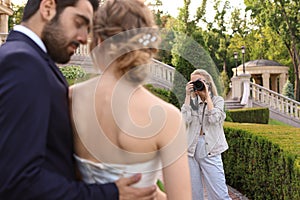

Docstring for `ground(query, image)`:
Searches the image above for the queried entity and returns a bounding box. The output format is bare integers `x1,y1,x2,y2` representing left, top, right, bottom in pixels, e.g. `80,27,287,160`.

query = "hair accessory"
138,34,157,46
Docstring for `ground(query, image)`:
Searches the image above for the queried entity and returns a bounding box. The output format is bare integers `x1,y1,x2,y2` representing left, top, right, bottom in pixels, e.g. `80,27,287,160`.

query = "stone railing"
74,39,91,56
71,43,175,90
148,59,174,90
250,82,300,120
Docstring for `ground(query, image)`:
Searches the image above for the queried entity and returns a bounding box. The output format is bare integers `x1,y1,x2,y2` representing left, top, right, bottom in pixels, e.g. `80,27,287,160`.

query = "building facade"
0,0,13,44
233,59,289,94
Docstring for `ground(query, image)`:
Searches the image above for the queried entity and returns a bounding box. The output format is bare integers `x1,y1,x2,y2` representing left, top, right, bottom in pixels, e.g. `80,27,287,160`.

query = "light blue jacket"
181,95,228,157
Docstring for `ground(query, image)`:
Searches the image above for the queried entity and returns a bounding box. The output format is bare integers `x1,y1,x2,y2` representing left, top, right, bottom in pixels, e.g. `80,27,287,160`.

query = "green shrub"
282,80,294,99
144,84,170,103
59,65,86,85
223,122,300,200
225,110,233,122
227,107,269,124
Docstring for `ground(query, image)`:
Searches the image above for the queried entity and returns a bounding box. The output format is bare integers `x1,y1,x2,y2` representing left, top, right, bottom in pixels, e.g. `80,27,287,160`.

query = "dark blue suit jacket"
0,31,118,199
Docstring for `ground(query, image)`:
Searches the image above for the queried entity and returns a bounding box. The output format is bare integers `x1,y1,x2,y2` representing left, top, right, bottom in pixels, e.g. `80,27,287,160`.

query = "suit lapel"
46,56,69,87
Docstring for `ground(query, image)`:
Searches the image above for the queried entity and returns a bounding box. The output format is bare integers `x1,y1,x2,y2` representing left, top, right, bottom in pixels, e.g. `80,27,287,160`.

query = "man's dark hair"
22,0,99,22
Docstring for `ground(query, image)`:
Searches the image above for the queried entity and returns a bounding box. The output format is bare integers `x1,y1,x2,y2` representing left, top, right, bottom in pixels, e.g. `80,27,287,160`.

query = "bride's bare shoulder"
142,87,182,119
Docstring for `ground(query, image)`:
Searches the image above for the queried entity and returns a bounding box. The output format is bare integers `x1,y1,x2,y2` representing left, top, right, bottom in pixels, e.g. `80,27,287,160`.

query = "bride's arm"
157,107,192,200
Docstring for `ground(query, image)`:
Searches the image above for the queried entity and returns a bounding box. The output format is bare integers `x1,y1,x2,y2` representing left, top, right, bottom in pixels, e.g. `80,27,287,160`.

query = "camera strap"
201,102,207,124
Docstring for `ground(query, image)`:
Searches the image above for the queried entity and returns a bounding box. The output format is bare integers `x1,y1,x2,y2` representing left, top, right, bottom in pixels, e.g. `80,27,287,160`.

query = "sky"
155,0,245,20
12,0,245,18
11,0,26,5
11,0,246,27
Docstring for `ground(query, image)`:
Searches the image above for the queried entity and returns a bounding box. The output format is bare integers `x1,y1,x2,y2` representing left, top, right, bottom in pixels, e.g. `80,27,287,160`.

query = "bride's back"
71,73,183,165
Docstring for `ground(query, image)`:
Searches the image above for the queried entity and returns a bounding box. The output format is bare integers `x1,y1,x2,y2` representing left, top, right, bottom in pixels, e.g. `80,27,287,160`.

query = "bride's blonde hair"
92,0,160,83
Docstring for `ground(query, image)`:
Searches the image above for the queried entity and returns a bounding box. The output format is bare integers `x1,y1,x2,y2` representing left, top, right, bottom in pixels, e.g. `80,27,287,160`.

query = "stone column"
230,75,241,100
239,73,251,105
0,14,8,33
262,73,270,90
231,73,251,101
279,73,287,94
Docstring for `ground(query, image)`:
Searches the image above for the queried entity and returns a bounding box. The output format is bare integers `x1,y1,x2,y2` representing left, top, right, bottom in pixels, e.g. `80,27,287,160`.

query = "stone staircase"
225,99,245,110
225,83,300,127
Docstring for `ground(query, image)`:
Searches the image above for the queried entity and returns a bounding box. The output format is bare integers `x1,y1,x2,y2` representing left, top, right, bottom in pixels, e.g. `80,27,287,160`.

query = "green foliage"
168,87,181,109
227,107,269,124
157,28,175,66
225,110,233,122
223,122,300,199
143,84,170,103
282,80,294,100
59,65,86,85
220,70,230,97
8,4,24,31
268,118,290,126
156,179,165,192
143,84,182,109
244,0,300,101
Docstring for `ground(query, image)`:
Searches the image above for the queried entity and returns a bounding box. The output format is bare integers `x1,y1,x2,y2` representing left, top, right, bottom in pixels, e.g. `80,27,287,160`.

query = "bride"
70,0,192,199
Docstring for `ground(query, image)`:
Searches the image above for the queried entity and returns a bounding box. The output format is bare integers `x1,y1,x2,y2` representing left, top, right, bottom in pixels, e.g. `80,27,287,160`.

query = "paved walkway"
203,184,249,200
227,185,249,200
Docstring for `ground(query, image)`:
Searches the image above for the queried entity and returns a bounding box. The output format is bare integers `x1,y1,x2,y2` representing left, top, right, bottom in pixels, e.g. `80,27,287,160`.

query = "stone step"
225,100,244,110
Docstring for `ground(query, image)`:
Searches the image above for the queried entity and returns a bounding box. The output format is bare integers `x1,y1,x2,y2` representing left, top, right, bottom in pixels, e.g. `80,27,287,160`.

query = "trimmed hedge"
227,107,269,124
144,84,170,103
223,122,300,200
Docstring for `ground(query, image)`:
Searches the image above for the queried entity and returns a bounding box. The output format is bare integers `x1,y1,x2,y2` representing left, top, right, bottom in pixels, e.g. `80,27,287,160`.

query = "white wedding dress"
74,154,162,188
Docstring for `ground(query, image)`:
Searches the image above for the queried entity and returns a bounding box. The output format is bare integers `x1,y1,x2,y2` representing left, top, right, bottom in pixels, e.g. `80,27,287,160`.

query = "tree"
8,4,24,31
146,0,163,27
282,80,294,99
245,0,300,101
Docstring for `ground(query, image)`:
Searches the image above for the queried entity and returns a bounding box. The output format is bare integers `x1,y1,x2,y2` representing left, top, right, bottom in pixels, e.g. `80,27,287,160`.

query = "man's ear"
40,0,56,21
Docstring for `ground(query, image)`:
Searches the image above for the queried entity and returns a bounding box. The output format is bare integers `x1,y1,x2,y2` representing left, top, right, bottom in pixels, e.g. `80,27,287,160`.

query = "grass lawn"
268,118,291,126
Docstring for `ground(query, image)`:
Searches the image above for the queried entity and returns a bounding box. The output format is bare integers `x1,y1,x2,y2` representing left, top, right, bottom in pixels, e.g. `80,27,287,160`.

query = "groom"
0,0,156,199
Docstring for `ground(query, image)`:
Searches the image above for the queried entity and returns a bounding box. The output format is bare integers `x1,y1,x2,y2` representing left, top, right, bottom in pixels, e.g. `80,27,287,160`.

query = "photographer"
181,69,231,200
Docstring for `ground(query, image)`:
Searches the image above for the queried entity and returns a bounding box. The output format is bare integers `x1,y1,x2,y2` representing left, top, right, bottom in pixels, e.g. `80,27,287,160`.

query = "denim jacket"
181,95,228,157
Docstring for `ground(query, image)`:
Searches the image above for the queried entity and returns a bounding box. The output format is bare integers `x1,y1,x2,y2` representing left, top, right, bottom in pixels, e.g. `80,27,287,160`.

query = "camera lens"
193,79,204,91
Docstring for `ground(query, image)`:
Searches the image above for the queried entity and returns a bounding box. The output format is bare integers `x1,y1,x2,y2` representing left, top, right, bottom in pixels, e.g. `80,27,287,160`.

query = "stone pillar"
240,73,251,105
231,73,251,101
262,73,270,90
279,73,287,94
230,75,241,100
0,14,9,33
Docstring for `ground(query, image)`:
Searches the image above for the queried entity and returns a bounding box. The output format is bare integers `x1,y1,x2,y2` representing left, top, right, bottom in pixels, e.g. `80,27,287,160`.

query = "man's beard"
41,19,78,64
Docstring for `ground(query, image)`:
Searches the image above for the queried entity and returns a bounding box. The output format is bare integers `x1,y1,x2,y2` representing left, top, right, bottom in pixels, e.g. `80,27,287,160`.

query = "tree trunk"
292,44,300,101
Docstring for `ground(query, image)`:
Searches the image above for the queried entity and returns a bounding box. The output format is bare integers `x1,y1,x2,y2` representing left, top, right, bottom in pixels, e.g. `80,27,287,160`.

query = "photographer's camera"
192,79,205,91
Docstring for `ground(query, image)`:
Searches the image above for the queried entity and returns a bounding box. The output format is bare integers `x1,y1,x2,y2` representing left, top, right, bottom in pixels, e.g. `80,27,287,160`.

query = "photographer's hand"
184,82,194,105
185,82,193,96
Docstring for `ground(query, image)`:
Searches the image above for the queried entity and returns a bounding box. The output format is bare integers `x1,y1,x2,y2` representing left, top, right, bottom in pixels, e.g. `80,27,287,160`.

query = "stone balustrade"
74,39,91,56
250,82,300,120
73,43,175,90
148,59,174,90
